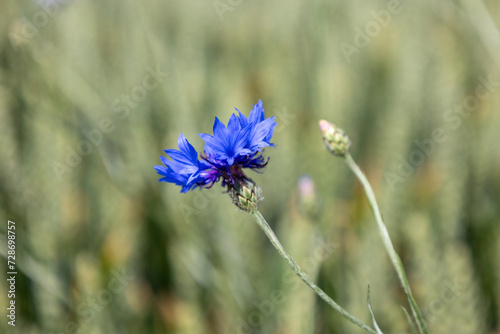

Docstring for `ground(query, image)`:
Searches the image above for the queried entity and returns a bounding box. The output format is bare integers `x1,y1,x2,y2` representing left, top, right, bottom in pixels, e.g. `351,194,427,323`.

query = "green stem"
250,209,379,334
344,153,428,334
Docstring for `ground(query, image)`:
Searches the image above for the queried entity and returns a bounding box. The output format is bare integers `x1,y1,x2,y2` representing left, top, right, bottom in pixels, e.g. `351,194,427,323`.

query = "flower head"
319,120,351,156
200,100,276,167
155,100,276,201
297,175,321,219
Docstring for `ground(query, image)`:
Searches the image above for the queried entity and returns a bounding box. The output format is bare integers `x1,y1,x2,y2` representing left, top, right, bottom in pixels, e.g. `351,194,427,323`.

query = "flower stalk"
249,209,379,334
343,153,428,334
318,119,427,334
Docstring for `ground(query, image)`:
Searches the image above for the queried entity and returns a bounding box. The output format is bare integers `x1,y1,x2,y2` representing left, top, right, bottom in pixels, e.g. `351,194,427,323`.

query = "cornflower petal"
248,100,265,123
155,134,214,192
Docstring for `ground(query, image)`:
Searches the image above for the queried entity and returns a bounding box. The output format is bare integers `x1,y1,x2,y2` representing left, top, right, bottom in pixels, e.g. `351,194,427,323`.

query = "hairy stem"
344,153,428,334
250,209,379,334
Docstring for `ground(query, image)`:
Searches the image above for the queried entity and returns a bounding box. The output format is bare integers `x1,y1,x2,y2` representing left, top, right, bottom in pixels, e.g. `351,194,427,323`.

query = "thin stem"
250,209,379,334
344,153,428,334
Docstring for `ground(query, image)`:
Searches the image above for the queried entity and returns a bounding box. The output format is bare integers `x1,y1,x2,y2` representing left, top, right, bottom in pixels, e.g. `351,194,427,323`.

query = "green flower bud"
297,175,322,220
229,179,263,212
319,120,351,156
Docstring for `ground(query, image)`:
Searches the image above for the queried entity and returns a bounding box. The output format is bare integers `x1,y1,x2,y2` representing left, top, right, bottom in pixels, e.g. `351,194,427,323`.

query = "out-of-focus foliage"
1,0,499,333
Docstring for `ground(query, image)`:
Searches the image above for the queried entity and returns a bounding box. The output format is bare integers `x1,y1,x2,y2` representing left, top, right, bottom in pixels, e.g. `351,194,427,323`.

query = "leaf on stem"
401,306,419,334
366,284,384,334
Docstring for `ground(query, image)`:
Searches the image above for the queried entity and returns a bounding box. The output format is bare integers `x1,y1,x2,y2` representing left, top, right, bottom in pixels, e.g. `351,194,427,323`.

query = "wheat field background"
0,0,499,333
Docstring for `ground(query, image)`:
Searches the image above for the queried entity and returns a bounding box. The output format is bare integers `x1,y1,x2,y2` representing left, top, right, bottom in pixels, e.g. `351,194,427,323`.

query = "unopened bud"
319,120,351,156
297,175,321,219
229,179,262,212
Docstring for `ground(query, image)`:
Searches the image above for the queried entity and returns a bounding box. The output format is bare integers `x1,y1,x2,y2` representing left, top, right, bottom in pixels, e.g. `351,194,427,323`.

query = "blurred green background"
1,0,500,333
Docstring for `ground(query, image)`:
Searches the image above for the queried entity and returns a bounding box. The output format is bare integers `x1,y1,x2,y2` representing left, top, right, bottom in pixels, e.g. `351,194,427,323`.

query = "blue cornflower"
154,134,216,193
198,114,253,166
155,100,276,194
